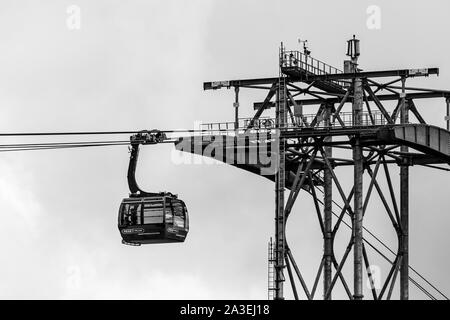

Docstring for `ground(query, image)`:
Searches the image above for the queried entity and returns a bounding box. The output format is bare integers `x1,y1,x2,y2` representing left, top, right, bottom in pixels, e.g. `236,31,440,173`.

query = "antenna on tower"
298,38,311,56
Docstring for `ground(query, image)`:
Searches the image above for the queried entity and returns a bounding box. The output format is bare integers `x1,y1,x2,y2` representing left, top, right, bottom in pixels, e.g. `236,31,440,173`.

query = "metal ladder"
268,237,276,300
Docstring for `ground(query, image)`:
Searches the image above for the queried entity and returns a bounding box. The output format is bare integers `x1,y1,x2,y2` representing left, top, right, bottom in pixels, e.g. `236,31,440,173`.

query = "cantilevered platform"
174,133,324,190
174,124,450,186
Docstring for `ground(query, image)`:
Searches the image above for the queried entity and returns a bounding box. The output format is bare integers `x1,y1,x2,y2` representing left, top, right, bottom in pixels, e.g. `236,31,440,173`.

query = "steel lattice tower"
175,36,450,300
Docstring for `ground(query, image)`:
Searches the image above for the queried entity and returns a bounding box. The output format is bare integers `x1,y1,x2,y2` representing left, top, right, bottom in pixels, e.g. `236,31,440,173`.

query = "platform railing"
199,117,273,135
294,111,387,128
199,112,387,136
280,50,347,88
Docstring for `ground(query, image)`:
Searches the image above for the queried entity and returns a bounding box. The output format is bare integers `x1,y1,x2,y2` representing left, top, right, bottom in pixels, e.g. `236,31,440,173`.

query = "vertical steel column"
323,104,333,300
446,98,450,131
274,75,286,300
400,78,409,300
234,86,240,131
353,75,364,300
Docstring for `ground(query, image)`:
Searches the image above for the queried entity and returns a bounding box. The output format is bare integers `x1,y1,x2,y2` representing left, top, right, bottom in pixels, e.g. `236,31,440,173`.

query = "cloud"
0,160,43,239
61,258,212,300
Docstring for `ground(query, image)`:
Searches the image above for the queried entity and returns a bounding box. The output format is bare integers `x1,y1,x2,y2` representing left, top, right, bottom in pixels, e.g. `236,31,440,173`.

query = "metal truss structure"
175,37,450,300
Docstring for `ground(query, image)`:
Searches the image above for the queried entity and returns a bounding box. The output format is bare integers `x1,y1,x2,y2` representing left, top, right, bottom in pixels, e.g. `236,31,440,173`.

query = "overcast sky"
0,0,449,299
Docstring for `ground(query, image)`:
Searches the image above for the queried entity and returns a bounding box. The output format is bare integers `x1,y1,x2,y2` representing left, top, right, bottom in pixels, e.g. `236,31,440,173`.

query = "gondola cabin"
118,194,189,245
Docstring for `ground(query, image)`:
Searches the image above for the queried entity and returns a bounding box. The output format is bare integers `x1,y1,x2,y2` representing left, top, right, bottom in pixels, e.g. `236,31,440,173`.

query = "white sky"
0,0,449,299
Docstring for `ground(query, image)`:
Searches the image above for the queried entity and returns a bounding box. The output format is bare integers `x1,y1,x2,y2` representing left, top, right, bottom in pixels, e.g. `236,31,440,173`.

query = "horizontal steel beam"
203,68,439,90
283,67,439,82
280,126,381,139
203,77,282,90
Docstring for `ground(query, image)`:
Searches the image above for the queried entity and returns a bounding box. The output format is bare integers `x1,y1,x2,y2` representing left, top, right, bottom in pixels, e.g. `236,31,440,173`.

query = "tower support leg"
323,104,333,300
400,79,409,300
274,78,286,300
274,142,285,300
400,164,409,300
353,137,364,300
353,77,364,300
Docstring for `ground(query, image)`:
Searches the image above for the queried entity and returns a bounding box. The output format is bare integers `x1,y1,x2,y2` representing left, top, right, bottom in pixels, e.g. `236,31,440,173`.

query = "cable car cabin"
118,194,189,245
